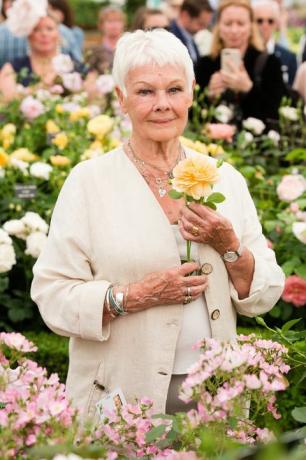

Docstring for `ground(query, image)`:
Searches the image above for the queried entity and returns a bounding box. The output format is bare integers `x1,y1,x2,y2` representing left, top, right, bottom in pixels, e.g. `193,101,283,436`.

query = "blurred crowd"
0,0,306,126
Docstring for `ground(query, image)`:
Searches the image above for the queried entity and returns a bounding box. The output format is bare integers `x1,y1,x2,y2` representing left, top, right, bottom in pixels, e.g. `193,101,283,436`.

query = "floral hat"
6,0,48,37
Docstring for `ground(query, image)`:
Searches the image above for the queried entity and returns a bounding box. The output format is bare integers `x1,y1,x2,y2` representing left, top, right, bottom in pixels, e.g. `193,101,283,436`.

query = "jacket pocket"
85,361,107,420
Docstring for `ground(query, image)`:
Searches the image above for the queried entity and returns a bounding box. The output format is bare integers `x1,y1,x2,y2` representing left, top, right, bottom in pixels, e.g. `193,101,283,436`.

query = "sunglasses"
256,18,275,25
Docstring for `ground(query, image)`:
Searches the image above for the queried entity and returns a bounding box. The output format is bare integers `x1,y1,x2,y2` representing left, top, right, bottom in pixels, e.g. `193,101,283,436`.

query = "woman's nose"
154,90,170,110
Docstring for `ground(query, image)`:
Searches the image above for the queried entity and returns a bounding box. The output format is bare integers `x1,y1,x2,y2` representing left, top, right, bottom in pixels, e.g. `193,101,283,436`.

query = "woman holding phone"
195,0,285,126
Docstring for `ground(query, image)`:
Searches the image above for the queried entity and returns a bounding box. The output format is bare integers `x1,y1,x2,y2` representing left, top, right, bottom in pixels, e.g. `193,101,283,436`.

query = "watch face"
223,251,238,262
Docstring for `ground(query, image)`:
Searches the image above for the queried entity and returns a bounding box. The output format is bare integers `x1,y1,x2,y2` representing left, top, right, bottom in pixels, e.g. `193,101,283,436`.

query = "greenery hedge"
70,0,146,29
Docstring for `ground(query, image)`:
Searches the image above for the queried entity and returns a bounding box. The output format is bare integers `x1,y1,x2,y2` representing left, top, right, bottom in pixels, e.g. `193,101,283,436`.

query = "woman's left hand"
220,61,253,93
179,202,239,255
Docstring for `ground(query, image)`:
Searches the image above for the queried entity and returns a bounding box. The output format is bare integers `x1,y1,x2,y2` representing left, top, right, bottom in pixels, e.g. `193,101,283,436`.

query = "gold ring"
191,225,199,237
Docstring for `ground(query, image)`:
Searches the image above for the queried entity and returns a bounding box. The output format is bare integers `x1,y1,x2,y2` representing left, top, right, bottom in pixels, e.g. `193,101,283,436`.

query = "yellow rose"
55,104,64,114
52,132,69,150
46,120,60,134
50,155,71,167
207,143,224,157
108,137,122,150
10,148,37,162
2,123,16,137
70,108,90,122
179,136,208,155
87,115,114,140
171,156,220,200
0,149,9,167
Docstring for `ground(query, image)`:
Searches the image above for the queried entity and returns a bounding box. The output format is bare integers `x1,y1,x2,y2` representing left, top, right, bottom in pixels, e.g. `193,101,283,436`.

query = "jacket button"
211,309,220,320
201,263,213,275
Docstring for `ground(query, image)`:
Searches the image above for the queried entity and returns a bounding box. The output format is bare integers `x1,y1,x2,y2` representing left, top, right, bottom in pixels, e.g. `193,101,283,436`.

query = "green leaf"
207,192,226,203
168,189,183,200
282,318,302,333
145,424,167,443
295,265,306,280
217,159,224,168
281,258,300,277
291,407,306,423
205,201,217,210
285,148,306,161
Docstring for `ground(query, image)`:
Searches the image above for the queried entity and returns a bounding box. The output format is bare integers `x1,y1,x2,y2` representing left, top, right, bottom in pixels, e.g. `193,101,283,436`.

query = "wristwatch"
222,242,243,263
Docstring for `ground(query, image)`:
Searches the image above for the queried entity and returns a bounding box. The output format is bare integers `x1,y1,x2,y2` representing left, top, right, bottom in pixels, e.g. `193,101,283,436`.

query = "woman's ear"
115,86,127,113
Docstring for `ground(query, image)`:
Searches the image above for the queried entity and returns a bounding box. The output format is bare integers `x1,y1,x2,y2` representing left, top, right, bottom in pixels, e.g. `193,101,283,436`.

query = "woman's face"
117,64,193,143
100,14,125,39
218,6,252,51
29,16,59,55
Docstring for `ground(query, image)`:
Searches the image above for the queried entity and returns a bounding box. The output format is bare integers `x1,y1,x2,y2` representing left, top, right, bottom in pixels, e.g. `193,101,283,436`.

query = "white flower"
52,54,74,75
0,167,5,179
30,162,53,180
95,75,115,95
3,220,27,240
267,130,280,145
20,96,45,120
0,243,16,273
62,72,83,93
6,0,48,37
242,117,265,135
240,131,254,148
277,174,306,202
62,102,81,113
10,158,29,175
292,222,306,244
279,106,298,121
0,229,12,245
35,89,51,101
21,212,49,234
215,104,233,123
25,231,47,258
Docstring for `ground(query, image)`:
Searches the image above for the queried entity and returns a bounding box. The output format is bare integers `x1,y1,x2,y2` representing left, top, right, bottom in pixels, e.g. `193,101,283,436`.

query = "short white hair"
252,0,280,19
112,29,195,96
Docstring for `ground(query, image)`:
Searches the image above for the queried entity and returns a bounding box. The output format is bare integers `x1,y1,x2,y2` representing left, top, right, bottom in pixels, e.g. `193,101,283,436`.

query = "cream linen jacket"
31,147,284,416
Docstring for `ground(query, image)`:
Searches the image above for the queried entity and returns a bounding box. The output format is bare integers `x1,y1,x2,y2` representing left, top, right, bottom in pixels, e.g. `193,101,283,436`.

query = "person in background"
274,0,289,48
0,0,82,68
253,0,297,86
86,6,126,75
31,28,284,417
293,62,306,103
48,0,84,56
131,7,170,31
169,0,214,65
162,0,183,21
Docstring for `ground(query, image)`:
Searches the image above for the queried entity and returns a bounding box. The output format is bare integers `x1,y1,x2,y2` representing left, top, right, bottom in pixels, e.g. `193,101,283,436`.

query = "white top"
171,225,211,374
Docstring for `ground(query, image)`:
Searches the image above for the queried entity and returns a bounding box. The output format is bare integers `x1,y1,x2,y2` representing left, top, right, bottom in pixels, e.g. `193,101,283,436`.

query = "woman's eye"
168,87,183,94
137,89,153,96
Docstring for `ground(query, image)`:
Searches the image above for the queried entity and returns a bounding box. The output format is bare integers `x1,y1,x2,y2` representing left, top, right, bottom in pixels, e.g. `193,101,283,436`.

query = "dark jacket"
11,55,86,87
274,43,297,86
169,20,200,65
195,46,286,125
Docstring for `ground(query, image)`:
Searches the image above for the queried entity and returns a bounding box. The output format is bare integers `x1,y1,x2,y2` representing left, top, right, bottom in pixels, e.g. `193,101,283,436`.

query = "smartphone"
221,48,242,72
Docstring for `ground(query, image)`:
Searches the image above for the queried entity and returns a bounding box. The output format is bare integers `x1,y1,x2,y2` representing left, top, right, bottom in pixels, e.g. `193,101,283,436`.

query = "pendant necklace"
126,140,185,198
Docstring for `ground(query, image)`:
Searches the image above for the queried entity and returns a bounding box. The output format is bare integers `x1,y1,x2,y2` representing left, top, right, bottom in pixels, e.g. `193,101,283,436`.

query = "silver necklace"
127,140,185,197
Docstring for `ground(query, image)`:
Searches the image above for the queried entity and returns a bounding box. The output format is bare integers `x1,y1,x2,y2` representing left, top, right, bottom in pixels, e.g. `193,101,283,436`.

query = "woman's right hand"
125,262,208,313
208,71,225,98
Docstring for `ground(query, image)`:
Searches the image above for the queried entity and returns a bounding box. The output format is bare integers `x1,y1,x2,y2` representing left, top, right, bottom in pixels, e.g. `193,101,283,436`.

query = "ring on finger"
187,286,192,297
183,295,193,305
191,225,199,237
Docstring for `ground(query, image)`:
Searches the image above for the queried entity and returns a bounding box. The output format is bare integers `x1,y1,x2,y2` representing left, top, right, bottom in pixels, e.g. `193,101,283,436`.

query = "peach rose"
50,155,71,167
282,275,306,307
205,123,236,142
171,156,220,200
277,175,306,202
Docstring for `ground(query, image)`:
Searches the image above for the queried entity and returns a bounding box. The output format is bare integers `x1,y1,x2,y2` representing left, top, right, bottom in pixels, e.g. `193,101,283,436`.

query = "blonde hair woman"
195,0,285,125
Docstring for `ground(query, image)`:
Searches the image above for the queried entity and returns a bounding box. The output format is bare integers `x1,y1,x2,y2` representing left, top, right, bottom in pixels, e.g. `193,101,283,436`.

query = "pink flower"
96,74,115,94
20,96,45,120
277,175,306,202
282,275,306,307
266,238,273,249
0,332,37,352
205,123,236,142
62,72,83,92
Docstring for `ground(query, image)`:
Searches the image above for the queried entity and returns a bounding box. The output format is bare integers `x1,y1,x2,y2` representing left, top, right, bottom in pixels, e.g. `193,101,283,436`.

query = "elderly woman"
195,0,285,125
31,29,284,417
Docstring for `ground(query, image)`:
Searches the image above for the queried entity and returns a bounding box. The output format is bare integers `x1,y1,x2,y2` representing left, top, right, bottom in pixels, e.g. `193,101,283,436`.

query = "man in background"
253,0,297,85
169,0,213,65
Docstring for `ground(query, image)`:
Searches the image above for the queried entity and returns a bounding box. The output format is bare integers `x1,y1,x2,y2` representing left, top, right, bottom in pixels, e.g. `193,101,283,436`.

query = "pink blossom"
96,74,115,94
277,174,306,202
244,374,261,389
282,275,306,307
62,72,83,92
206,123,236,142
0,332,37,352
50,84,64,94
20,96,45,120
